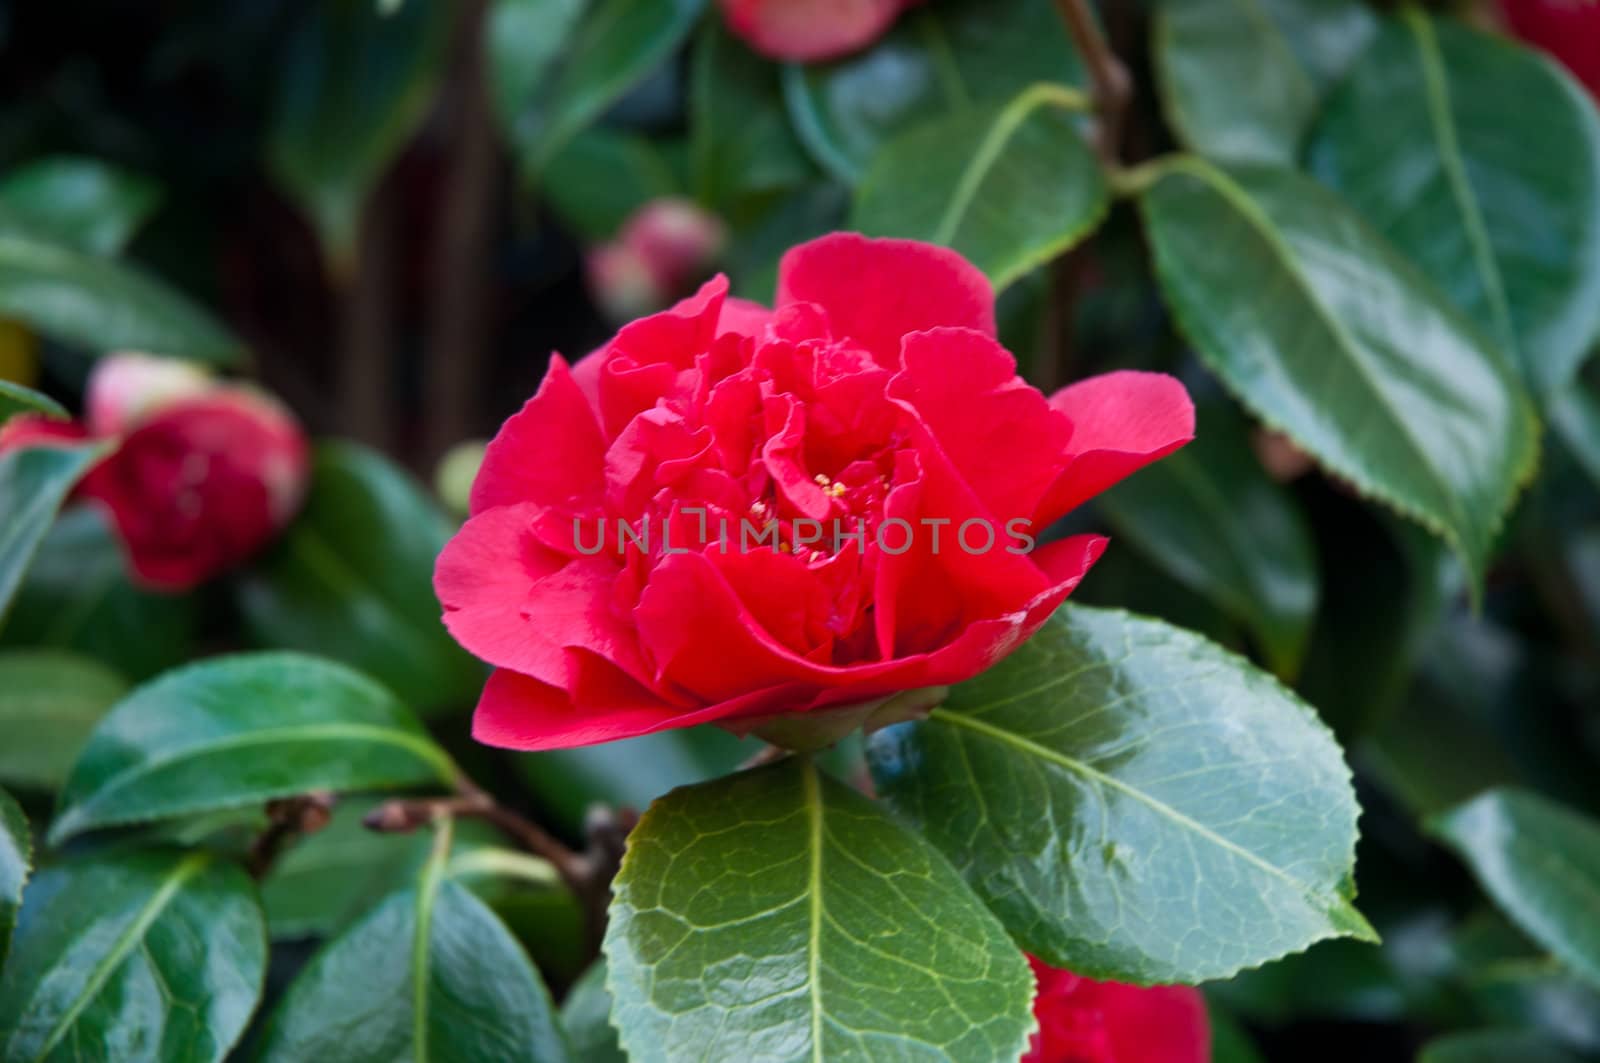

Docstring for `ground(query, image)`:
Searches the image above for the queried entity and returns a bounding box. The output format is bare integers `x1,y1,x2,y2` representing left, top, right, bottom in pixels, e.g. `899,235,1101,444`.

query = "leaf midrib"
1405,8,1518,357
928,707,1345,909
23,852,209,1063
1156,158,1475,559
931,83,1090,246
803,760,824,1063
55,722,454,839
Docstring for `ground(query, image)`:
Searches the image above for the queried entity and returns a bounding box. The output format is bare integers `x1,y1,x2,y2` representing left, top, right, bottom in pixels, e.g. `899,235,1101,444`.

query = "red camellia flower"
1024,956,1210,1063
720,0,924,62
1499,0,1600,99
436,233,1194,751
0,354,309,592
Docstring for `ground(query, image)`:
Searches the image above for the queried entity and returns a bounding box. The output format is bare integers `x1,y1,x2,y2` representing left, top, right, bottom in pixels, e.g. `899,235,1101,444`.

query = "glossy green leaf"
1431,788,1600,992
268,0,451,266
0,443,101,625
0,649,128,791
1154,0,1376,164
0,380,66,423
1098,400,1318,678
690,21,814,215
0,156,161,256
234,442,482,717
257,820,572,1063
1139,158,1538,587
1418,1030,1583,1063
50,651,457,844
561,961,625,1063
0,507,198,682
784,0,1083,183
541,128,682,240
521,0,706,167
0,787,27,967
604,756,1034,1062
0,234,240,363
487,0,587,153
852,83,1105,291
1308,9,1600,397
0,850,266,1063
868,603,1374,984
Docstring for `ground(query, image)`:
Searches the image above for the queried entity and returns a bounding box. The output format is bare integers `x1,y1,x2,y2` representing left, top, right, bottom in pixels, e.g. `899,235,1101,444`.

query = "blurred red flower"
436,233,1194,751
0,354,308,592
586,198,727,323
1024,956,1210,1063
1499,0,1600,98
720,0,923,61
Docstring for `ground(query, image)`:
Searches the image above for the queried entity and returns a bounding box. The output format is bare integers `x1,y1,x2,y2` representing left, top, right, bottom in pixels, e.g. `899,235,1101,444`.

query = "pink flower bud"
86,352,215,437
586,241,666,323
620,198,727,295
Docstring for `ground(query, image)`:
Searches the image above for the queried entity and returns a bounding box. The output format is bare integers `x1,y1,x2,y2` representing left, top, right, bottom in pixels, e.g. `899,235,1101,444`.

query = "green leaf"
1097,400,1319,678
0,850,266,1063
0,787,28,968
234,441,482,718
0,507,198,682
0,649,128,792
1138,158,1538,588
1308,9,1600,399
540,128,683,240
268,0,451,267
561,961,626,1063
0,234,243,364
487,0,588,149
1208,1005,1267,1063
0,156,162,256
50,651,457,844
690,21,814,216
604,756,1034,1062
1431,788,1600,993
0,380,66,423
852,82,1105,291
868,603,1374,984
520,0,706,168
256,820,573,1062
0,443,101,626
261,797,504,940
784,0,1083,183
1154,0,1376,165
1418,1030,1583,1063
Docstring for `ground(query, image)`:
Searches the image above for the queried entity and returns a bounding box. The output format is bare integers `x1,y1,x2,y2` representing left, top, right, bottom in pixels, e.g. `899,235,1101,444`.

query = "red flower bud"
1024,956,1211,1063
85,388,309,590
720,0,924,62
586,199,727,323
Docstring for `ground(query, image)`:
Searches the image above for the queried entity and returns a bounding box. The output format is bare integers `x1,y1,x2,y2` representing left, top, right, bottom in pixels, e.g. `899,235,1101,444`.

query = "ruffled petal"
776,233,995,368
469,355,608,516
1036,371,1195,522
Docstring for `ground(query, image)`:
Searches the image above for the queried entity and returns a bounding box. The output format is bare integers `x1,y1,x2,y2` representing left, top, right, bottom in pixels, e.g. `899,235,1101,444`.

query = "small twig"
366,779,636,957
1053,0,1132,167
247,792,336,880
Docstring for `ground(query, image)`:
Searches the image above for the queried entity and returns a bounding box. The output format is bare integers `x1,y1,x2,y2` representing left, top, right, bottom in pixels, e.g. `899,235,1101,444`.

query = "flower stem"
1052,0,1132,167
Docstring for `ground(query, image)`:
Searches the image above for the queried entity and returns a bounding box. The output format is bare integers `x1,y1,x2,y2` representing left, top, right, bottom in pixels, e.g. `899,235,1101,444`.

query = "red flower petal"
1024,956,1210,1063
470,355,607,516
1037,370,1195,522
776,233,995,368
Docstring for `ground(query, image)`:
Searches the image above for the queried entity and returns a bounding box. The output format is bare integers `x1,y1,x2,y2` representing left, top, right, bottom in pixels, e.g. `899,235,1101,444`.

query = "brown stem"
247,792,336,880
422,0,499,467
1053,0,1132,166
366,779,635,957
738,744,790,770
